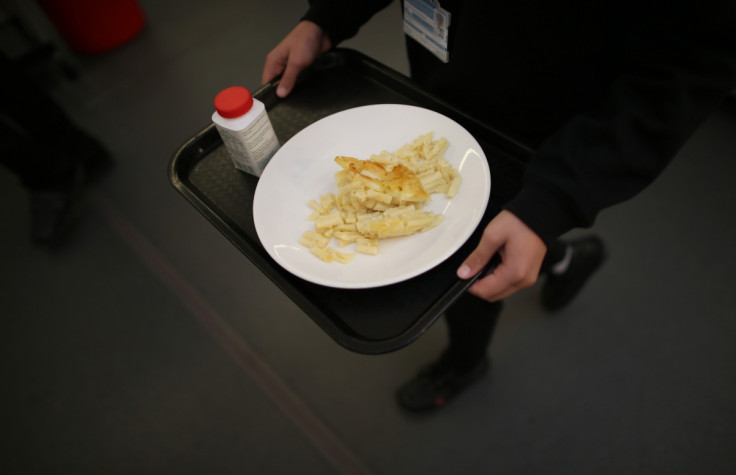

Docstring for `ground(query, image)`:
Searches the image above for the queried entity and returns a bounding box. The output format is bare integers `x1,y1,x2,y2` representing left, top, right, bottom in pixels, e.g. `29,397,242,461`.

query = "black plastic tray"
169,48,530,354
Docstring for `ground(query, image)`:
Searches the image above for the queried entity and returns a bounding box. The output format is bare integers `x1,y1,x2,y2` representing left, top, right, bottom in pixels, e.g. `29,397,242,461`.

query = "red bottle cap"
214,86,254,119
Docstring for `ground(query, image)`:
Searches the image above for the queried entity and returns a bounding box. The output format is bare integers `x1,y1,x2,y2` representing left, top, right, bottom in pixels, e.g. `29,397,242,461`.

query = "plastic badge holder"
169,49,530,354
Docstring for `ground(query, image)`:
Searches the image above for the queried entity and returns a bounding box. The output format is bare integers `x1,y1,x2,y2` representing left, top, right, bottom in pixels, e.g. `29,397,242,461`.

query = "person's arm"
301,0,393,47
262,0,393,97
460,4,736,302
510,9,736,240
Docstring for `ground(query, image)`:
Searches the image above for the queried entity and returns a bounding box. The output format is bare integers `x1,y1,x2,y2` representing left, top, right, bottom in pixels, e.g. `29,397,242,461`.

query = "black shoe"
542,235,607,312
396,353,489,412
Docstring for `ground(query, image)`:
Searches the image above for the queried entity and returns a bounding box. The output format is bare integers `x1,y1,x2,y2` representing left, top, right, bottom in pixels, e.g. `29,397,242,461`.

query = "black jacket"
304,0,736,244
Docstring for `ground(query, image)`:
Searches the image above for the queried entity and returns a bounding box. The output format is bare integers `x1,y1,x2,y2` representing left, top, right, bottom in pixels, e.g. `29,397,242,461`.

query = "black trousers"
443,238,567,369
0,54,90,191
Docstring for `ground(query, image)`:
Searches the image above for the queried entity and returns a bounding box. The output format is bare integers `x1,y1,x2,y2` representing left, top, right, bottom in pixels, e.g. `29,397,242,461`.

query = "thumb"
261,65,282,87
275,63,301,98
457,233,503,279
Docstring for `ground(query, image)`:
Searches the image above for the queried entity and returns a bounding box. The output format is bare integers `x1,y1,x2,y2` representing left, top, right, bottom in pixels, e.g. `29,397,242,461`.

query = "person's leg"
0,116,84,245
396,235,605,411
396,293,501,411
1,54,111,246
0,116,78,191
0,54,110,185
0,54,77,191
444,294,502,370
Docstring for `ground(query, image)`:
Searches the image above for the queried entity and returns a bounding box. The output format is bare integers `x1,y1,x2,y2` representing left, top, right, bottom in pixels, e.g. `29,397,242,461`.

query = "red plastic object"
214,87,255,119
37,0,146,54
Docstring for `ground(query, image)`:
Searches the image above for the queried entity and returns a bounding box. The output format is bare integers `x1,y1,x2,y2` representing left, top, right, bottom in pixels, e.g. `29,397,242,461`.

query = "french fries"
301,132,462,263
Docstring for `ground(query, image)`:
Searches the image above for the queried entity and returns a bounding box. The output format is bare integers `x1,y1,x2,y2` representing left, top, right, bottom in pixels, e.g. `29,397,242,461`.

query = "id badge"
403,0,451,63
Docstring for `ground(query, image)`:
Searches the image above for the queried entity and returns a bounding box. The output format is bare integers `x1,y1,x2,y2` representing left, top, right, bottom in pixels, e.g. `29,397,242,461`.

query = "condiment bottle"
212,86,280,176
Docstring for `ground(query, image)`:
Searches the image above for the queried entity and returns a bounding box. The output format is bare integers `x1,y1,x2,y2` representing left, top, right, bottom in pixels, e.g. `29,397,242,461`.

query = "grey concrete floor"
2,1,736,474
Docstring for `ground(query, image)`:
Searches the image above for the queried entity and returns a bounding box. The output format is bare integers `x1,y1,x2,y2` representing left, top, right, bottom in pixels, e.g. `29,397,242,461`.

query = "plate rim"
253,103,490,289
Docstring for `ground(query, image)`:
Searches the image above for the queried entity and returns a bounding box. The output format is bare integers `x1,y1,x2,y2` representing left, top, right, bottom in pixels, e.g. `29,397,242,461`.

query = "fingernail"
457,264,471,278
276,86,287,97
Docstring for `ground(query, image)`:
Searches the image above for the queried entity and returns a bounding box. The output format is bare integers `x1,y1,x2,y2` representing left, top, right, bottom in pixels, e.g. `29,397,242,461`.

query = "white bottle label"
215,108,280,176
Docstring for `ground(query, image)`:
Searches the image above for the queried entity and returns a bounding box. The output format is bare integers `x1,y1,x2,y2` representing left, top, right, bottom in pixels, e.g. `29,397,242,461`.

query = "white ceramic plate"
253,104,490,288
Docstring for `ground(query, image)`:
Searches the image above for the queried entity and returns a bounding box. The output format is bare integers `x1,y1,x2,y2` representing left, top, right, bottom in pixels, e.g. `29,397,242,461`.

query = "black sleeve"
302,0,395,45
504,3,736,245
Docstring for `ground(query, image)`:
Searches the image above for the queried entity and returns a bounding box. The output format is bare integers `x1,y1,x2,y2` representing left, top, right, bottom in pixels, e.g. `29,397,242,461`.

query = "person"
262,0,736,411
0,53,112,247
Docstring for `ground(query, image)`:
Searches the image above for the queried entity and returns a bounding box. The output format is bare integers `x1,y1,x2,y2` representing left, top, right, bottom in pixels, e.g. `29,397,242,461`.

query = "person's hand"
457,210,547,302
262,21,332,98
